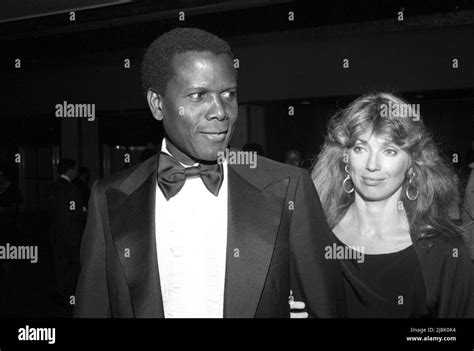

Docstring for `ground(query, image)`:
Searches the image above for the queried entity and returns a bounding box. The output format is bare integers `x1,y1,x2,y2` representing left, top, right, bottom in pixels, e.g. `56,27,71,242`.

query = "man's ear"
147,89,164,121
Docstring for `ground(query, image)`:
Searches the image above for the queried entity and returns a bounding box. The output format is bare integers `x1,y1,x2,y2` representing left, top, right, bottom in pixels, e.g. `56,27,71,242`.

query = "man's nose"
206,94,226,121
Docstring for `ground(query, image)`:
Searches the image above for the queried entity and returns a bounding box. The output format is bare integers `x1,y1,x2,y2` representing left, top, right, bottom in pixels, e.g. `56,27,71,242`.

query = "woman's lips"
361,177,386,186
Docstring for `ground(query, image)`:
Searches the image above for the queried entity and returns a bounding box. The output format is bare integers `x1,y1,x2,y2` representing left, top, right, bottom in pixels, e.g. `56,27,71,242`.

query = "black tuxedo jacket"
74,153,346,318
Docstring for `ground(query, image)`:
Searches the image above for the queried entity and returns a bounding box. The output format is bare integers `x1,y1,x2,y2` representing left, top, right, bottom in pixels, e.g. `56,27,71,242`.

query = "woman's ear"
147,89,164,121
406,155,416,175
343,152,349,164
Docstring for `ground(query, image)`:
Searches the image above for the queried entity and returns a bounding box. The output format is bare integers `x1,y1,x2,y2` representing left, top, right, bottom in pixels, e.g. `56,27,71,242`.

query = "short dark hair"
141,27,236,97
57,159,76,175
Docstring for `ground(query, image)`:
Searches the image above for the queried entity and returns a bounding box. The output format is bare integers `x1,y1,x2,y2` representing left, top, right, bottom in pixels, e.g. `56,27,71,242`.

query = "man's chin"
195,146,227,162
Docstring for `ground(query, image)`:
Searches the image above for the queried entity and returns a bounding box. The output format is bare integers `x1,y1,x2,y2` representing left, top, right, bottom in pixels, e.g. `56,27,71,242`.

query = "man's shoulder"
255,154,306,177
94,155,157,192
228,151,308,186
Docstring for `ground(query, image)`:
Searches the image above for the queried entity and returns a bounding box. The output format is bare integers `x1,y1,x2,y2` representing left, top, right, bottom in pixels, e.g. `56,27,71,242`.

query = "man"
48,159,85,312
73,166,91,207
74,28,346,318
284,149,303,168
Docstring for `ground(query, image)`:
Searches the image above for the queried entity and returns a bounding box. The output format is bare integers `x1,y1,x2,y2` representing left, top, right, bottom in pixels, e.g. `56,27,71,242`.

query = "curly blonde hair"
311,92,461,240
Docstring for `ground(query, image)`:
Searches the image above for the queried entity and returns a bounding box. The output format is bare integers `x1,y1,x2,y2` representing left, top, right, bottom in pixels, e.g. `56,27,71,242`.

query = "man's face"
285,151,302,167
149,50,238,162
69,164,79,180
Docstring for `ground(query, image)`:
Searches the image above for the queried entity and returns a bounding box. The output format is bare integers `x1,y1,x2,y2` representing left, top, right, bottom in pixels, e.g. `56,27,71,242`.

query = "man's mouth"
200,131,227,142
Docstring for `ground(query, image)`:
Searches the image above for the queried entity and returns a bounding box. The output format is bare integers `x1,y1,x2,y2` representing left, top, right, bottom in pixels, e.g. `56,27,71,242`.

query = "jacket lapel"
224,165,288,317
106,156,164,318
105,154,288,318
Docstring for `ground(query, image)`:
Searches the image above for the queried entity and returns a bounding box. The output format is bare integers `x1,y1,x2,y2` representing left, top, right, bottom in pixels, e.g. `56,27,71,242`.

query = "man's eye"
189,92,205,101
222,91,237,100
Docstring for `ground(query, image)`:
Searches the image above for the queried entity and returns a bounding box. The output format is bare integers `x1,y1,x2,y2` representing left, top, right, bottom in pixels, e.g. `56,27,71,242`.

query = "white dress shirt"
155,139,228,318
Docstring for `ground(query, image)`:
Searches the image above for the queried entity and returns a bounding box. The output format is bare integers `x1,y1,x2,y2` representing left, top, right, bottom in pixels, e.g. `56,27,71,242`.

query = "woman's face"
348,133,411,202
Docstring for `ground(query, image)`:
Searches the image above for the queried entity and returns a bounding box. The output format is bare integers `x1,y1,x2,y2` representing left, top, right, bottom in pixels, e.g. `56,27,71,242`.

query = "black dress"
333,234,431,318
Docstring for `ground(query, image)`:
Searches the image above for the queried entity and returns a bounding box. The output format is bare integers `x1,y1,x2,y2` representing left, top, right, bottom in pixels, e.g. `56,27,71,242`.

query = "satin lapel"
106,157,164,318
224,165,288,318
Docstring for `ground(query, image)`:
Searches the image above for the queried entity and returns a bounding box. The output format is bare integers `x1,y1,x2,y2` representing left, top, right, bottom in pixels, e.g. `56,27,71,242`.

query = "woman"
310,92,474,317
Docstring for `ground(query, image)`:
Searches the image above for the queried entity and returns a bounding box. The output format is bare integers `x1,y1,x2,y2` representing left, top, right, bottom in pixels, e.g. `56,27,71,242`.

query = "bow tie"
157,152,224,200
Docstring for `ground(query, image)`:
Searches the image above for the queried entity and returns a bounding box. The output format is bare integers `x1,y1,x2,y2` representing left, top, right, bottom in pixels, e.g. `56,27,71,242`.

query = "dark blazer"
74,153,347,318
414,234,474,317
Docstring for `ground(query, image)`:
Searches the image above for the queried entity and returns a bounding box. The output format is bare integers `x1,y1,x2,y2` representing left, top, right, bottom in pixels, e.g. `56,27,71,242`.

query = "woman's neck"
347,190,408,240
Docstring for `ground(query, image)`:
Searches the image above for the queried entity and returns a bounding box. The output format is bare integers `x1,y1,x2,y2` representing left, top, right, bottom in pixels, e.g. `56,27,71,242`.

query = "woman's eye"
353,146,365,153
385,149,398,156
189,92,205,101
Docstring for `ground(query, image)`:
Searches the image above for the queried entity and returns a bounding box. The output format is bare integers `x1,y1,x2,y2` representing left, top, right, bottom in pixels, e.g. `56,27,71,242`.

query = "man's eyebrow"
184,85,237,92
185,86,208,91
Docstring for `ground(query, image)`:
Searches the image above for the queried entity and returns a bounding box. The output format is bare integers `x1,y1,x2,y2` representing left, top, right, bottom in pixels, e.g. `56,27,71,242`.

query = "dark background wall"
2,24,474,115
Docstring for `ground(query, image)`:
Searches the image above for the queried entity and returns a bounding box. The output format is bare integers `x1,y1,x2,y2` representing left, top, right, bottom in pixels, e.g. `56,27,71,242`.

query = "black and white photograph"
0,0,473,348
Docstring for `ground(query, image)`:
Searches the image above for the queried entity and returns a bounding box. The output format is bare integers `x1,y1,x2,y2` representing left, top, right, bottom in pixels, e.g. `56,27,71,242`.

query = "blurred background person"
47,159,86,315
311,92,474,317
0,165,22,313
0,165,22,243
73,167,91,209
284,149,303,168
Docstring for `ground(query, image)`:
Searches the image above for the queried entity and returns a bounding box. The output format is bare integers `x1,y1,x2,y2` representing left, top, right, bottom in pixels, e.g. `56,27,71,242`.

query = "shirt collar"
160,138,228,168
161,139,198,168
60,174,71,183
